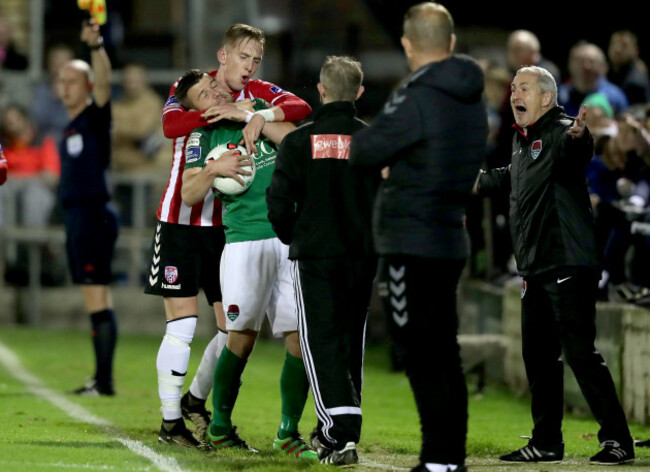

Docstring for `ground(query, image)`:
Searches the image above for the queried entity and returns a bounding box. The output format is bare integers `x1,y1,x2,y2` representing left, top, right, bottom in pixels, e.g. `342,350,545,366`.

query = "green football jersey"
184,99,278,243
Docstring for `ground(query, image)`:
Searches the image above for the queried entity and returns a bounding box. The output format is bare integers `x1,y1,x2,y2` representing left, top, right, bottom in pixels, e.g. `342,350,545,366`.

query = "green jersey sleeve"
184,128,212,170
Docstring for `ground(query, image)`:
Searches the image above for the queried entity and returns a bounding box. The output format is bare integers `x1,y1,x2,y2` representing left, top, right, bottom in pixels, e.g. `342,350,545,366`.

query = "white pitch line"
0,339,184,472
0,459,152,470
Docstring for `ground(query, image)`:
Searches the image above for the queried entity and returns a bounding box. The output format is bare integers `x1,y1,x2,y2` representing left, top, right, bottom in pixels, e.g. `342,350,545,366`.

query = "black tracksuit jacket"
477,106,600,277
349,54,488,259
266,101,380,259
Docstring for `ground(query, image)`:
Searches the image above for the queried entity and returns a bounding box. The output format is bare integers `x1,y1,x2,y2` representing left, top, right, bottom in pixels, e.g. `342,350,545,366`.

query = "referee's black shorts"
63,203,119,285
144,221,225,305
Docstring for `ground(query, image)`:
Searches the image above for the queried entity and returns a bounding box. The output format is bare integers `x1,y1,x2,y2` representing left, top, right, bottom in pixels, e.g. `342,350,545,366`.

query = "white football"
205,143,255,195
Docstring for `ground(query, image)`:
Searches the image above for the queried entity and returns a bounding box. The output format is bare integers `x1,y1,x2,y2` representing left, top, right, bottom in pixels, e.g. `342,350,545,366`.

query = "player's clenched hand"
202,104,248,124
567,105,587,138
235,99,255,112
207,150,253,186
240,114,264,155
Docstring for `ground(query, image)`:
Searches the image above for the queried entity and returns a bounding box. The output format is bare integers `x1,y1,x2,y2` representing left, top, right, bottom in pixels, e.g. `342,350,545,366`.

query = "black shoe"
411,464,467,472
635,438,650,447
309,427,332,460
72,379,114,396
589,440,634,465
499,438,563,463
158,419,210,450
180,392,211,440
320,441,358,466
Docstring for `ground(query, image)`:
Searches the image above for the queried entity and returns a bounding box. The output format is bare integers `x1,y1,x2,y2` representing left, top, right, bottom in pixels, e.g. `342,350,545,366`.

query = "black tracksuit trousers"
521,268,632,449
378,255,468,466
294,256,377,450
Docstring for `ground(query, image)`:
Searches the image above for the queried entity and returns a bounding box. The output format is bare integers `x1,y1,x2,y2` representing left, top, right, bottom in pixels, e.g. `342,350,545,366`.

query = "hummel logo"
557,276,572,284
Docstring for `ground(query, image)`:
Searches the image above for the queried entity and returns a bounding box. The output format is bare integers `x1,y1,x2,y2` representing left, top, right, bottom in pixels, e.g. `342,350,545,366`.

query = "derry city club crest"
531,139,542,159
165,266,178,284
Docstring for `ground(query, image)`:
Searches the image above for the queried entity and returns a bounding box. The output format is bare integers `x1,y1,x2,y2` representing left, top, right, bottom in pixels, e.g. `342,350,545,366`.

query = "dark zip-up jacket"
266,101,380,259
349,54,487,259
477,106,599,276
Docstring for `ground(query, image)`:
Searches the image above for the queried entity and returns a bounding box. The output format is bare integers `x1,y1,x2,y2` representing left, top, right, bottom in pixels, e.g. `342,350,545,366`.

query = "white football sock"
189,330,227,400
157,316,197,421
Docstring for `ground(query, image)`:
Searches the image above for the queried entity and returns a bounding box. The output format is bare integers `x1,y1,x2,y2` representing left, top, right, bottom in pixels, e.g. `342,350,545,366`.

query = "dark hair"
174,69,206,109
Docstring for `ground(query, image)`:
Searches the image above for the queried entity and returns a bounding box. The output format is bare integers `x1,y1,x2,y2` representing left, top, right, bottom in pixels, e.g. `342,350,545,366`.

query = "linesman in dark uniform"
58,20,118,396
350,3,487,472
476,65,634,465
267,55,380,466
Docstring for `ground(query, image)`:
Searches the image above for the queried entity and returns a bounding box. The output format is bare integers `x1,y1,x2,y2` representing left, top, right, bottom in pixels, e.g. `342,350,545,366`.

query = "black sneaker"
320,441,358,466
589,440,634,465
635,438,650,447
180,392,211,440
499,437,563,463
206,425,259,453
158,419,210,450
410,464,467,472
72,379,114,396
310,427,332,460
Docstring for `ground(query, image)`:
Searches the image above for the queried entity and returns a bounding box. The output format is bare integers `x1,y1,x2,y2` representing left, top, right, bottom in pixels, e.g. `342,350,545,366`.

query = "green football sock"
210,346,247,436
277,352,309,439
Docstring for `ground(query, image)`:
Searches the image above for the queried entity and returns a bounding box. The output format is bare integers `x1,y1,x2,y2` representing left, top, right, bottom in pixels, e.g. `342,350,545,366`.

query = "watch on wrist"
89,37,104,50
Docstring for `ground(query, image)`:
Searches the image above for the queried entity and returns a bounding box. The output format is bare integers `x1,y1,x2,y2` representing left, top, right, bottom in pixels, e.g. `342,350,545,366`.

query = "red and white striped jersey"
157,70,312,226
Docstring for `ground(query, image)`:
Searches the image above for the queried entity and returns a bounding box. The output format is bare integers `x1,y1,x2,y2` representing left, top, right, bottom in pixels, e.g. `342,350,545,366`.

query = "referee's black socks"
90,308,118,393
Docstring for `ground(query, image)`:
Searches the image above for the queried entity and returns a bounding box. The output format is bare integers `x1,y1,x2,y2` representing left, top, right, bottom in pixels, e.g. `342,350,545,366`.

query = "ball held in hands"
205,143,255,195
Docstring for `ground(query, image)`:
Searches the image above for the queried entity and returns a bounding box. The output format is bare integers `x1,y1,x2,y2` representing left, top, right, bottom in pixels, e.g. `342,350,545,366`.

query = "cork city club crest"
227,305,240,321
531,140,542,160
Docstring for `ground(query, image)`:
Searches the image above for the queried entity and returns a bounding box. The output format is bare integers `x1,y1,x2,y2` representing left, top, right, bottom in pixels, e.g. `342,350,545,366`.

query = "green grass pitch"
1,327,650,471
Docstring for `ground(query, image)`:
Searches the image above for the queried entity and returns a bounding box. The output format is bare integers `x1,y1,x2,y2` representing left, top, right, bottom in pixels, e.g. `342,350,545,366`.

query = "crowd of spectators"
1,11,650,304
472,28,650,308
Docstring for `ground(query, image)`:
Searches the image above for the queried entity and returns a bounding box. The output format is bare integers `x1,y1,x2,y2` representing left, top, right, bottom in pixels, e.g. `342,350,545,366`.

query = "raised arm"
81,20,111,107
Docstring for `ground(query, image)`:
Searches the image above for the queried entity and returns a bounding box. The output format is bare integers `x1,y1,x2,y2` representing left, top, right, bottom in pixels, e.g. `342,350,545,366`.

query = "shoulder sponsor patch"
311,135,352,160
187,132,201,147
269,86,283,94
531,139,542,159
186,146,201,163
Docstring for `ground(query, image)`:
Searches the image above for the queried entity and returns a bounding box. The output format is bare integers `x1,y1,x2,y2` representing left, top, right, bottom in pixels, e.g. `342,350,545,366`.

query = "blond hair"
319,56,363,102
222,23,265,50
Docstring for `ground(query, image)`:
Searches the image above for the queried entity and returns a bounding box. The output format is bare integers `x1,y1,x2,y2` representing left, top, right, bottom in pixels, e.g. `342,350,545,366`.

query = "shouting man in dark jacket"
350,3,487,472
476,66,634,466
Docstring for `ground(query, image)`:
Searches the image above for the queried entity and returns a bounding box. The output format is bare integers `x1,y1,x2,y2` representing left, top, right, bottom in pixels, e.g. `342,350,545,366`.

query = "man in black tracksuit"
350,4,486,472
476,65,634,465
266,56,380,466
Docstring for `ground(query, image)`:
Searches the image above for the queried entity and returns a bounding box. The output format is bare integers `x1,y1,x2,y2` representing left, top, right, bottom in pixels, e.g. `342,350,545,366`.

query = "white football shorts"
220,237,297,336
